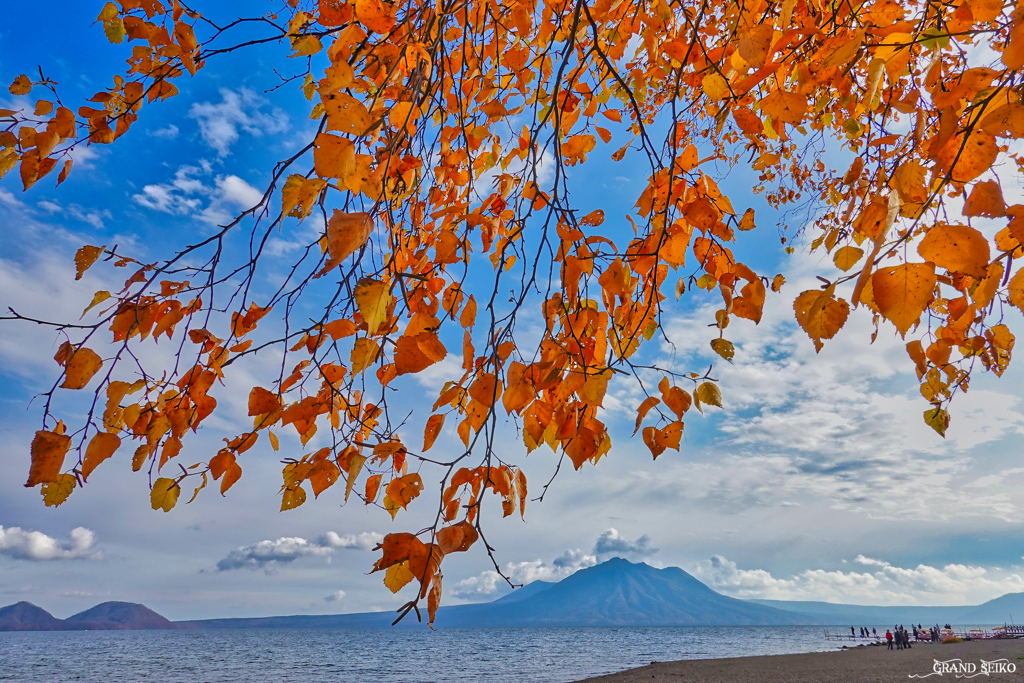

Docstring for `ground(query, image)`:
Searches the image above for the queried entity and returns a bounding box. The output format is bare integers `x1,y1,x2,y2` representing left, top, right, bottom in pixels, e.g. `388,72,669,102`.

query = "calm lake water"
0,626,838,682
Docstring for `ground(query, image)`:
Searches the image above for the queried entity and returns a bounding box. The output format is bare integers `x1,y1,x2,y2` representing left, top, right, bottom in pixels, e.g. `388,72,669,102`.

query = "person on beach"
872,628,877,637
904,629,912,649
851,626,856,637
886,630,894,650
912,625,918,641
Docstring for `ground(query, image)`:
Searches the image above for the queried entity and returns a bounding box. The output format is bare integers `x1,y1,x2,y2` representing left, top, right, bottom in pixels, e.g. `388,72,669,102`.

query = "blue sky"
2,3,1024,621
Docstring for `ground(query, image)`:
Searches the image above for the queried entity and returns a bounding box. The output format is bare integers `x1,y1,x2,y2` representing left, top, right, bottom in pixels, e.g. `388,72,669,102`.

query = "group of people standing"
848,623,951,649
885,626,913,650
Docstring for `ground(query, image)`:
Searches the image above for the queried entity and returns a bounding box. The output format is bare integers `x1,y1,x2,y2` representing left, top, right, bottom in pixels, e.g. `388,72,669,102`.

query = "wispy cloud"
189,88,289,156
691,554,1024,606
132,162,265,226
215,531,382,572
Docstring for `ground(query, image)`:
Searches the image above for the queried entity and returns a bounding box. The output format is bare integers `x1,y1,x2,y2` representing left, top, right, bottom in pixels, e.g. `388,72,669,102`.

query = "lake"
0,625,838,682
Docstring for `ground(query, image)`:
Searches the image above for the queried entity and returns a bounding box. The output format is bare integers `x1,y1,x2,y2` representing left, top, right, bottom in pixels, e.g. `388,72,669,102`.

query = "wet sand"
574,638,1024,683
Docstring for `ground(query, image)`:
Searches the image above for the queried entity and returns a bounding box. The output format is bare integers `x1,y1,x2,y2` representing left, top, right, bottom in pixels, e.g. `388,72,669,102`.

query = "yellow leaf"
702,73,729,101
350,337,381,374
354,278,391,334
151,477,180,512
384,493,401,519
917,224,990,278
833,245,864,272
1008,266,1024,312
710,338,735,362
384,560,415,593
579,370,610,406
81,290,111,318
268,431,280,451
924,407,950,437
323,92,372,136
290,34,323,57
41,473,76,507
281,174,326,219
345,453,367,503
872,263,937,336
696,382,722,408
281,485,307,511
61,347,103,390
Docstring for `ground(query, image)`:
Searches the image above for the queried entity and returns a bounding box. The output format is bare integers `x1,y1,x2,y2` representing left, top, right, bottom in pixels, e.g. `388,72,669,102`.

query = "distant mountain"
443,558,815,626
0,602,63,631
179,558,819,629
7,560,1023,632
750,595,1020,626
63,602,177,631
960,592,1024,624
750,599,975,625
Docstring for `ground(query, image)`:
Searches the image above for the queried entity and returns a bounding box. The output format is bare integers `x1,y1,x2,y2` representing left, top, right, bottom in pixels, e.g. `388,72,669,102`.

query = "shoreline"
573,638,1024,683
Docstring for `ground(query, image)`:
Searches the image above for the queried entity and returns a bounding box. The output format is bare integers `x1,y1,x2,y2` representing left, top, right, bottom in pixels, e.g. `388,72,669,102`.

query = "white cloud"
0,526,102,561
451,528,653,599
216,531,382,572
151,124,179,139
133,163,265,226
324,590,347,602
316,531,382,550
632,249,1024,521
690,554,1024,605
69,145,100,169
189,88,289,156
32,199,111,228
594,528,658,561
0,188,24,208
450,571,505,599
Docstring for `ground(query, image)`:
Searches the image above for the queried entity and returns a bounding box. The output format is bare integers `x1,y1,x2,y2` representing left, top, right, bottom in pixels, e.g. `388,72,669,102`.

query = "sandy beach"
574,638,1024,683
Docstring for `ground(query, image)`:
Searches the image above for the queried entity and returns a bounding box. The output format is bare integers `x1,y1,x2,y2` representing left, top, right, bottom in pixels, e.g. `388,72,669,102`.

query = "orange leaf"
872,263,937,336
355,0,397,33
324,210,373,270
26,430,71,487
634,396,661,435
354,278,391,335
423,413,445,451
917,224,990,279
82,432,120,481
61,347,102,390
309,459,340,497
365,473,382,504
962,181,1006,218
248,387,281,416
793,286,850,352
935,130,998,184
74,245,105,280
323,92,372,135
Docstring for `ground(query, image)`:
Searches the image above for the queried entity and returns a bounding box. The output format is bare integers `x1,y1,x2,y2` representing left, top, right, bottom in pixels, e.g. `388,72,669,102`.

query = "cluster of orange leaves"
6,0,1024,623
